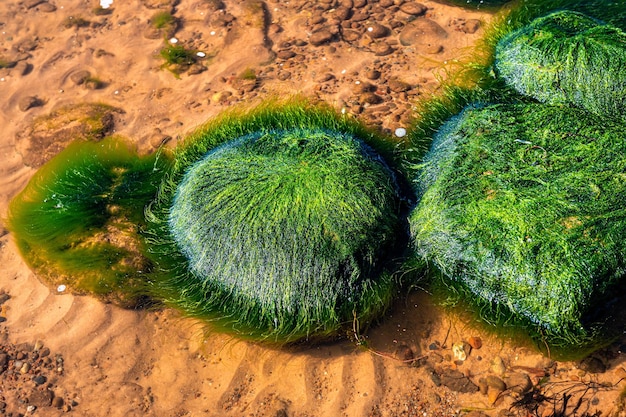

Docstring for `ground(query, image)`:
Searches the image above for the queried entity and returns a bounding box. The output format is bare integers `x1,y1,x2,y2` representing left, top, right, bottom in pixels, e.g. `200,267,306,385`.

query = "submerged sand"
0,0,625,416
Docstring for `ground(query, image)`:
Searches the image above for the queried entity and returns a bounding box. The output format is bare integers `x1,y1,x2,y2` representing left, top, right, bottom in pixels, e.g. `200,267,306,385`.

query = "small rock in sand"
18,96,42,112
70,70,91,85
579,356,607,374
491,356,506,376
52,396,64,408
504,372,533,394
187,64,207,75
367,24,390,39
439,369,479,393
374,43,393,56
388,78,412,93
399,2,427,16
316,73,334,83
23,0,45,8
38,2,57,12
399,19,448,47
277,50,296,59
342,30,361,42
485,375,506,391
333,7,352,21
467,336,482,350
310,29,334,46
360,92,383,104
462,19,481,34
13,61,32,76
365,69,381,80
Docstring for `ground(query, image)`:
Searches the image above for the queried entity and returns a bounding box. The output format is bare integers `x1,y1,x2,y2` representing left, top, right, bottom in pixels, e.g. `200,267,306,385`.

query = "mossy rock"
7,137,167,307
495,10,626,119
409,103,626,341
147,102,407,342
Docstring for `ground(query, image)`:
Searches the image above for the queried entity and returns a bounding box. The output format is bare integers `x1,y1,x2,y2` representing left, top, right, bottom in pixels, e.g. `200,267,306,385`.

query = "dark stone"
18,96,43,112
52,396,64,408
388,78,412,92
504,372,533,394
309,29,334,46
428,369,441,386
33,375,47,385
28,389,53,407
333,6,352,20
276,50,296,59
367,24,389,38
351,11,369,22
360,92,383,104
579,356,607,374
0,353,8,372
439,369,479,393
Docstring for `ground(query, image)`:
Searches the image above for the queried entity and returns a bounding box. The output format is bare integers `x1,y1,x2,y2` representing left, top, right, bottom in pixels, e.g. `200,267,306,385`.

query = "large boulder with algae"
409,103,626,338
148,104,407,342
495,10,626,119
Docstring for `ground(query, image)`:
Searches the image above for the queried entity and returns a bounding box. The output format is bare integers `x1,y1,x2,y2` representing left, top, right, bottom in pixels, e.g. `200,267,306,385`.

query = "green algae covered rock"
410,103,626,339
495,10,626,119
148,103,407,342
7,137,167,307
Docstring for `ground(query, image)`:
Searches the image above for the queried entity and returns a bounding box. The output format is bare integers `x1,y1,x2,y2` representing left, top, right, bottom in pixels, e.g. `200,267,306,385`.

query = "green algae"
495,10,626,119
7,137,169,307
142,100,410,342
409,102,626,344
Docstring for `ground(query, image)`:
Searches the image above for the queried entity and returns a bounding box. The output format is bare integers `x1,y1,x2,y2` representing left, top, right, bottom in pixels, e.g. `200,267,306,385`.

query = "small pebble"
394,127,406,137
52,396,64,408
33,375,47,385
467,336,482,350
452,342,467,361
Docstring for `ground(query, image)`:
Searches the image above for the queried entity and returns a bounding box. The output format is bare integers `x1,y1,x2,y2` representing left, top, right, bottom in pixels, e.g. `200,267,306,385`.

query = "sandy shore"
1,0,625,416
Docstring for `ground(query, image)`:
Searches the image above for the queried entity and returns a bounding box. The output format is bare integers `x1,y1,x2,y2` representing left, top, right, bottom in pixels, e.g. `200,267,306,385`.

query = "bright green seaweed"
145,101,409,342
495,10,626,119
8,137,168,306
410,103,626,341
